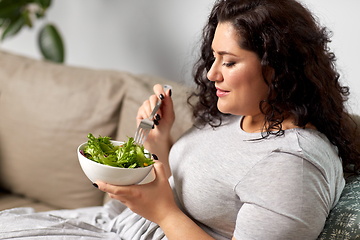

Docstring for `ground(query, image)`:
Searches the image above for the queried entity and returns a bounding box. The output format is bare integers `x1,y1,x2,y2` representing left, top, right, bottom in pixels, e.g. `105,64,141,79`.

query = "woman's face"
207,22,269,118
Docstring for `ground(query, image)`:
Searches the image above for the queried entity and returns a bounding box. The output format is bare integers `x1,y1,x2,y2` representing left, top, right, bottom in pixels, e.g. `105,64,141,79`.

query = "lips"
216,87,230,97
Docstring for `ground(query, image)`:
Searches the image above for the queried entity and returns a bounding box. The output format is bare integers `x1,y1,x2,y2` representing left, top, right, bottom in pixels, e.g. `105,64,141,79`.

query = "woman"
96,0,360,239
1,0,359,239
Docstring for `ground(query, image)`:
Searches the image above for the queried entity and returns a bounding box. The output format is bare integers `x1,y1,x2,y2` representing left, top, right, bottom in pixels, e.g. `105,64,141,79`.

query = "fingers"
137,95,158,120
95,161,166,193
136,84,175,144
153,84,174,121
137,84,173,122
94,161,167,205
95,181,140,204
96,181,130,196
147,95,160,117
153,84,172,99
152,160,167,182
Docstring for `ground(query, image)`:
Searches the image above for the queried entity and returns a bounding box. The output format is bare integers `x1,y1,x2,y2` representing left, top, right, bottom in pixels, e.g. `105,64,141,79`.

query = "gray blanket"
0,200,165,240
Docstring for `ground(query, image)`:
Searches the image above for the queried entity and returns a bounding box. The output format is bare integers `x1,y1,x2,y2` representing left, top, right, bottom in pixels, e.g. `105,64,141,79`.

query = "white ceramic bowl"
77,140,155,186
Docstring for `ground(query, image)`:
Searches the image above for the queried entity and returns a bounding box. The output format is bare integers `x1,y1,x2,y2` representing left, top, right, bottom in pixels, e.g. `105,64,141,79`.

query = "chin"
217,105,245,116
217,103,232,115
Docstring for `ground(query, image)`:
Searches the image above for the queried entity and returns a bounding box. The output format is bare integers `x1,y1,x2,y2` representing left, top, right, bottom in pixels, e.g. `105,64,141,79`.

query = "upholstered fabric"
317,114,360,239
318,174,360,239
0,51,127,209
0,50,194,211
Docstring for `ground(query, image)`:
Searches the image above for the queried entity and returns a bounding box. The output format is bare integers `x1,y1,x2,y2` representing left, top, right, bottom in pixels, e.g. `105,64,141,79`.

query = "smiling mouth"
216,88,230,97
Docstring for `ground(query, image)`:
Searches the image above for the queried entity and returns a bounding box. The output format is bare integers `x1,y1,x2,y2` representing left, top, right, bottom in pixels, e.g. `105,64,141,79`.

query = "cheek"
257,78,269,99
229,72,268,110
225,70,243,88
226,68,256,92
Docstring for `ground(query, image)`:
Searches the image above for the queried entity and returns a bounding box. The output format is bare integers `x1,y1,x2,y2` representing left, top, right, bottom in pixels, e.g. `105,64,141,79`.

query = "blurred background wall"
0,0,359,114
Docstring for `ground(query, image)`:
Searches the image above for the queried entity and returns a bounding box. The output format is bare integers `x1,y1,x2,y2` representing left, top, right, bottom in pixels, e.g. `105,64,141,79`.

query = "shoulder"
263,128,340,167
281,128,342,178
236,128,345,208
234,129,345,239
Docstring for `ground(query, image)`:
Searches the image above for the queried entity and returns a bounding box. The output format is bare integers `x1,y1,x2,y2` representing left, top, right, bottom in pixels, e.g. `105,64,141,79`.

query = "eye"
222,62,235,67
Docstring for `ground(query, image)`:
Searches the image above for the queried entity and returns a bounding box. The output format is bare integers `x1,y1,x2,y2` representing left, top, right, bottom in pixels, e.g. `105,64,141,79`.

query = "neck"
241,114,266,133
241,115,316,133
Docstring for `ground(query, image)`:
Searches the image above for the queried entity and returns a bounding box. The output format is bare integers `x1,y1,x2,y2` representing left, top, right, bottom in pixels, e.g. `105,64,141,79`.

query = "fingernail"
152,154,158,160
93,183,98,188
169,89,172,97
153,119,159,126
154,114,160,121
159,94,165,100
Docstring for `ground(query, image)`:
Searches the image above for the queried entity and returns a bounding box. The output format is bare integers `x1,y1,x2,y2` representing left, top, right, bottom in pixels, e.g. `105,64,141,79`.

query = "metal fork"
134,85,171,145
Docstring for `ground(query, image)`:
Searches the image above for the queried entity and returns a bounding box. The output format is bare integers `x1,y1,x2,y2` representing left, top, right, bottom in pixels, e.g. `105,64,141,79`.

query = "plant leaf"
38,23,65,63
0,3,21,19
22,10,33,27
35,0,51,9
1,15,25,40
0,19,6,28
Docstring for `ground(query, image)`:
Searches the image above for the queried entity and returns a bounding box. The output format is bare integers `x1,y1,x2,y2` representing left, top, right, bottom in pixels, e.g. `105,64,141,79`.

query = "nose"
207,60,223,82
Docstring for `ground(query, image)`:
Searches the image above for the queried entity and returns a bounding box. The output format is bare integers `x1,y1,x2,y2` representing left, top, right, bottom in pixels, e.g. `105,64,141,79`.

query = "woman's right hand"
136,84,174,177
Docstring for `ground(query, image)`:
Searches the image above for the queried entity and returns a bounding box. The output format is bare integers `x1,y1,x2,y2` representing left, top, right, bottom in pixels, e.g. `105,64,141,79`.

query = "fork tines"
134,98,163,145
134,126,148,145
134,118,153,145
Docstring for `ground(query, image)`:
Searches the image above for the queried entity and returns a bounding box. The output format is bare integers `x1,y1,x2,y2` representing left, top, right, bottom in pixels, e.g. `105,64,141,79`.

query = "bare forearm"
159,209,216,240
144,137,173,178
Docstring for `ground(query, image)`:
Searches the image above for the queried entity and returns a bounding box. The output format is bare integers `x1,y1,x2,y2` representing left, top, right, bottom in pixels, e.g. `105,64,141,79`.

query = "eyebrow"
212,49,237,57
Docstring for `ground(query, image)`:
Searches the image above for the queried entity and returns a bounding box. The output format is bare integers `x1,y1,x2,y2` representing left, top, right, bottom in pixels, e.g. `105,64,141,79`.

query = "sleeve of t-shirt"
233,151,331,240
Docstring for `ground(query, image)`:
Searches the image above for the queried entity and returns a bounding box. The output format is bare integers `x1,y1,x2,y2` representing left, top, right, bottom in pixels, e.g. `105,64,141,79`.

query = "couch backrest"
0,51,193,209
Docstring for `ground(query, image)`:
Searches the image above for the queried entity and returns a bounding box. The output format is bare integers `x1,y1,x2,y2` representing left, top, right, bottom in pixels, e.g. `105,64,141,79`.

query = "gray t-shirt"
169,115,345,240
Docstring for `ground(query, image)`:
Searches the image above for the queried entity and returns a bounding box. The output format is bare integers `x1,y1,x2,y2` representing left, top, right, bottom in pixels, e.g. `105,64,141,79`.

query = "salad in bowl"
78,134,155,186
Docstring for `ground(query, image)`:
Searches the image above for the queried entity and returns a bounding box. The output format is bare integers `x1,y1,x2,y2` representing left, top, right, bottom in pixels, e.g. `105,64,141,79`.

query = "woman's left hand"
95,160,178,224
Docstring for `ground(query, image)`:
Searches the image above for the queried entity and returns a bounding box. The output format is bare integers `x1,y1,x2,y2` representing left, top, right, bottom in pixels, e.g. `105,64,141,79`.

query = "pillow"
317,174,360,239
0,51,127,209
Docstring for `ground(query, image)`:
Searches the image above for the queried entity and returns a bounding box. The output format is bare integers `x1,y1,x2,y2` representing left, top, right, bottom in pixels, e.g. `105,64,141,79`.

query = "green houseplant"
0,0,65,63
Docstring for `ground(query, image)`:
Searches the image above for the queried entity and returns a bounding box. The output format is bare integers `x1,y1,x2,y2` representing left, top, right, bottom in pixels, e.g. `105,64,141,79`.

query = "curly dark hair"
188,0,360,172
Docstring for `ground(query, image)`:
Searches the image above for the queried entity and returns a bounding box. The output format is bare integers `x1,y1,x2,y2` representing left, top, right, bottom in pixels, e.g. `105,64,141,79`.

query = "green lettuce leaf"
83,133,153,168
